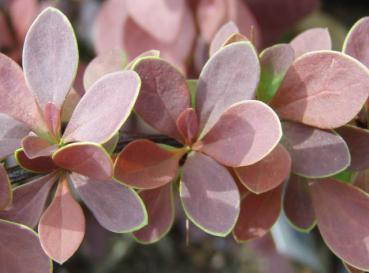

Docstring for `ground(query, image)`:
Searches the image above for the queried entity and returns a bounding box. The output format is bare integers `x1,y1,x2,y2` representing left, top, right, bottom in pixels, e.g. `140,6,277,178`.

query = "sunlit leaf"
63,71,140,144
114,139,183,189
15,149,58,173
310,179,369,271
53,143,113,181
282,121,350,178
197,101,281,167
0,164,11,210
39,177,85,264
270,51,369,129
209,21,239,56
70,172,147,233
233,186,282,242
133,183,174,243
197,41,260,137
22,135,58,159
235,144,291,194
176,108,199,145
180,152,240,236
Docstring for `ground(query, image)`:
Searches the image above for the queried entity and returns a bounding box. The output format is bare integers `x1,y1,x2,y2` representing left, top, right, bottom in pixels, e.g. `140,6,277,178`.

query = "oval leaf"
39,177,85,264
70,173,147,233
63,71,140,144
197,101,282,167
197,41,260,137
0,164,11,209
234,144,291,194
270,51,369,129
180,152,240,236
282,121,350,178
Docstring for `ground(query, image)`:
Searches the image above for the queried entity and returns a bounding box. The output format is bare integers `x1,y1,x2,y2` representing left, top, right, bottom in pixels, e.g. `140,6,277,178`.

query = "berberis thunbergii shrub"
1,5,369,273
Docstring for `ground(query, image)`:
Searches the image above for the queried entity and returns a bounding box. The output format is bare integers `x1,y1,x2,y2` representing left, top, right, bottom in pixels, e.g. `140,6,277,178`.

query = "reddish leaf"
133,183,175,243
63,71,140,144
233,187,282,242
176,108,199,145
290,28,332,58
0,219,52,273
344,262,365,273
180,152,240,236
197,101,282,167
282,121,350,178
209,21,239,56
53,143,113,181
133,58,191,141
23,8,78,112
0,164,11,210
0,173,58,227
270,51,369,129
354,171,369,193
197,42,260,137
310,179,369,271
61,88,81,123
343,17,369,68
235,144,291,194
39,177,85,264
0,114,30,160
125,49,160,70
16,149,58,173
83,49,127,91
223,32,249,46
44,102,61,139
22,135,58,159
70,173,147,233
114,140,183,189
283,174,315,231
336,126,369,171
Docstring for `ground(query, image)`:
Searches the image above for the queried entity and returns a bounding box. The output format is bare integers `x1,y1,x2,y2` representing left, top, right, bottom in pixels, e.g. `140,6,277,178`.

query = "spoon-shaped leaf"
209,21,239,56
197,101,282,167
15,149,58,173
180,152,240,236
70,173,147,233
22,135,58,159
0,164,11,210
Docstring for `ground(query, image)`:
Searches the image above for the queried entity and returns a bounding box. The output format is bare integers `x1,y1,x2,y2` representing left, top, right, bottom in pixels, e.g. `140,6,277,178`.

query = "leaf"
196,101,282,167
282,121,350,178
0,164,11,210
354,171,369,193
223,33,249,47
133,183,175,243
343,17,369,68
233,186,282,242
257,44,295,103
61,88,81,123
125,49,160,70
9,0,38,42
310,179,369,271
63,71,140,144
209,21,239,56
83,49,127,91
290,28,332,58
180,152,240,236
103,133,119,154
336,126,369,171
0,219,52,273
333,169,356,184
283,174,315,231
52,143,113,181
0,53,47,133
270,51,369,129
22,135,58,159
70,173,147,233
0,173,58,227
0,114,30,160
15,149,58,173
23,7,78,113
114,139,183,189
133,58,191,141
39,177,85,264
234,144,291,194
176,108,199,145
196,41,260,137
344,262,365,273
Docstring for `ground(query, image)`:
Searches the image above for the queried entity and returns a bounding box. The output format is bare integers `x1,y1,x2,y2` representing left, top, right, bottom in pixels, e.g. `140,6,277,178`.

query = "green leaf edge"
342,17,369,54
14,148,54,174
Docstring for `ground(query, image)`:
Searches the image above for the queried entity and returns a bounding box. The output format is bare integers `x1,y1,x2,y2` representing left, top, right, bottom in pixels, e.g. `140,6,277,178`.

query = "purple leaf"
15,149,58,173
23,7,78,113
197,42,260,137
63,71,140,144
209,21,239,56
52,143,113,181
197,101,282,167
180,152,240,236
176,108,199,145
133,183,175,243
344,262,365,273
22,135,58,159
310,179,369,271
0,219,52,273
235,144,291,194
270,51,369,129
0,173,58,227
290,28,332,58
0,164,11,210
282,121,350,178
70,172,147,233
